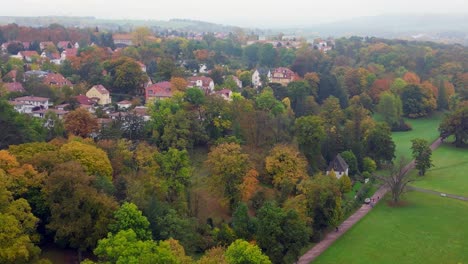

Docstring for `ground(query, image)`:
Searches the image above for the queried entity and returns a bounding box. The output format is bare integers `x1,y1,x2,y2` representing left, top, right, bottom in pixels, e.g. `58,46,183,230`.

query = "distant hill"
289,14,468,45
0,16,247,33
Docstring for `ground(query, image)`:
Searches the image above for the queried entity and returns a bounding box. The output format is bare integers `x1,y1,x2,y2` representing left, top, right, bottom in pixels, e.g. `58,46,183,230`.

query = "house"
4,70,18,82
215,89,233,101
117,100,133,109
43,73,72,87
134,106,151,121
146,81,172,102
326,154,349,179
199,64,208,73
86,85,111,105
60,48,78,61
24,70,48,79
113,34,133,47
57,41,72,49
269,67,299,86
12,96,50,113
314,39,333,53
3,82,25,93
231,76,242,89
75,94,94,105
187,76,215,94
252,69,262,88
18,51,39,62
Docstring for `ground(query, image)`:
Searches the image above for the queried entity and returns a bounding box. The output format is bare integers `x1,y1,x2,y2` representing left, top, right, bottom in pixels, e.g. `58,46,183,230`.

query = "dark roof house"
326,154,349,179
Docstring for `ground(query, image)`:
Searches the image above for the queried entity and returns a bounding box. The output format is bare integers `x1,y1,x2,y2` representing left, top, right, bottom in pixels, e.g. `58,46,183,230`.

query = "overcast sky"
2,0,467,27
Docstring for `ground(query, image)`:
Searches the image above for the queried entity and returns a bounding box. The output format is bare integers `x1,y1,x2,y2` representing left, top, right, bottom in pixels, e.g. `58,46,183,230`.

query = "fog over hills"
0,13,467,45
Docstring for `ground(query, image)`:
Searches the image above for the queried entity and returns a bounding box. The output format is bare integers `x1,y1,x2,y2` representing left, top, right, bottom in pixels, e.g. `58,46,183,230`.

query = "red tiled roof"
4,82,25,93
75,95,93,105
271,67,298,80
43,73,72,87
14,96,49,102
91,84,110,95
5,70,17,80
146,81,172,99
20,50,39,58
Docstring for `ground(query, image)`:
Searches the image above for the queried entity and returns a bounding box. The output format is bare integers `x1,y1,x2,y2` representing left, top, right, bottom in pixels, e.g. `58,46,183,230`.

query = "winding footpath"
296,137,444,264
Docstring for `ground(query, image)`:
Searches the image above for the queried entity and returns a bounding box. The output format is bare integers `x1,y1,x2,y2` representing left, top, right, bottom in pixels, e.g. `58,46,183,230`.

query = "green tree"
411,138,434,176
93,229,182,264
255,87,285,116
109,202,152,241
340,151,358,175
439,105,468,147
256,202,309,263
377,91,403,129
320,96,345,161
338,174,352,193
401,84,436,118
44,161,118,251
297,174,343,233
259,44,277,67
294,115,326,171
104,57,148,94
225,239,271,264
362,157,377,174
437,79,449,110
287,80,313,117
156,148,191,204
231,203,254,240
0,99,46,149
365,123,396,166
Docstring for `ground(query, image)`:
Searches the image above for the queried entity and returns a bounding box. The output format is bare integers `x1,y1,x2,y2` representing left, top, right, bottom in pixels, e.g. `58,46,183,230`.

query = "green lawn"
411,143,468,197
313,192,468,264
391,113,443,160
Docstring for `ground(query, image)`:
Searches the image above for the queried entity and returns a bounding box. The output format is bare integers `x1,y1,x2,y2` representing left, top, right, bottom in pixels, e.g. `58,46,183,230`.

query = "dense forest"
0,24,467,263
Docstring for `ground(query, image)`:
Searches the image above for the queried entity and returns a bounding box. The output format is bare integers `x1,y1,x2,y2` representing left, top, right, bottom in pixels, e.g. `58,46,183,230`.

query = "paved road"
296,137,444,264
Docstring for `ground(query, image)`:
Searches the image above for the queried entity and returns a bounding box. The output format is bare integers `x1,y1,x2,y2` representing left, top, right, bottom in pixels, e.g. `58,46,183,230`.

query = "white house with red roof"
86,85,111,105
146,81,173,102
12,96,50,113
187,76,215,94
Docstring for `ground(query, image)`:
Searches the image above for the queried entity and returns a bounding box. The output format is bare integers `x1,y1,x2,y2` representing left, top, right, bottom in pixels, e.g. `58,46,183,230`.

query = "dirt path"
296,137,443,264
407,186,468,201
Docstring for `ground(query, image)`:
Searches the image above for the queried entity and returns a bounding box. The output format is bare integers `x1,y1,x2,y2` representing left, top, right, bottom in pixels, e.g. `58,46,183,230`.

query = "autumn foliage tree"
265,144,308,198
64,108,98,137
205,143,250,209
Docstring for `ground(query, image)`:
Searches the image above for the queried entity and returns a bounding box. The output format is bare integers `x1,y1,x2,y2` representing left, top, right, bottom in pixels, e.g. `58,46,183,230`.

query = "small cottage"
326,154,349,179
